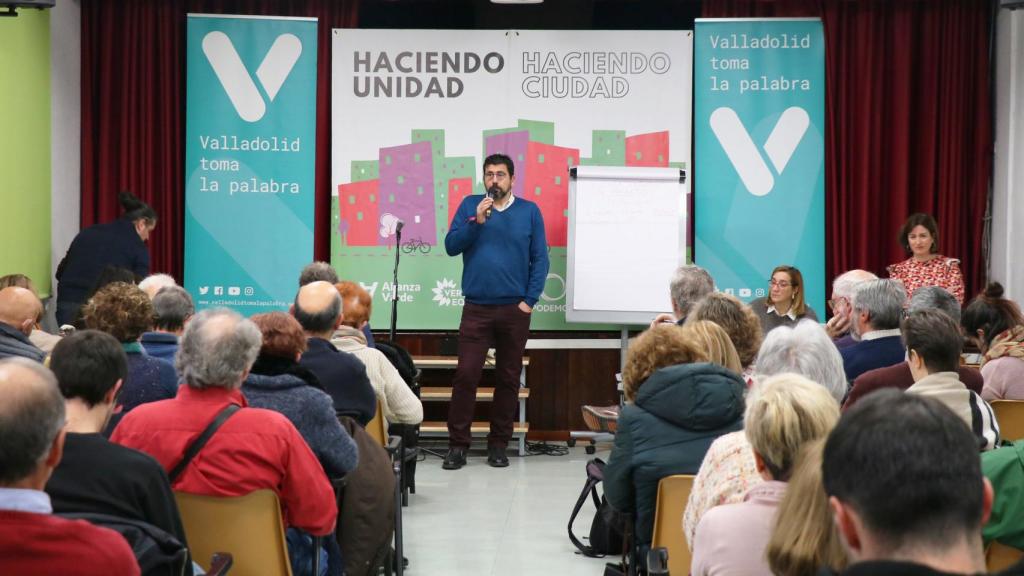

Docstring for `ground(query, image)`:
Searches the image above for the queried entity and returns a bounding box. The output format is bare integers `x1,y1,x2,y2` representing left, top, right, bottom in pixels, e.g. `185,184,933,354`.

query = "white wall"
991,6,1024,303
48,0,80,325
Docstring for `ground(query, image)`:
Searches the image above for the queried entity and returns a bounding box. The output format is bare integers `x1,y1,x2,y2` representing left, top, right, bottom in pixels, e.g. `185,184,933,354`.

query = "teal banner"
694,19,826,315
185,15,317,316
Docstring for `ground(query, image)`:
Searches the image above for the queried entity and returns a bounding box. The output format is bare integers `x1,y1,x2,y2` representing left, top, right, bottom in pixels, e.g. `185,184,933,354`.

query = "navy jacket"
299,337,376,426
56,218,150,322
840,334,906,384
604,362,746,550
140,332,178,364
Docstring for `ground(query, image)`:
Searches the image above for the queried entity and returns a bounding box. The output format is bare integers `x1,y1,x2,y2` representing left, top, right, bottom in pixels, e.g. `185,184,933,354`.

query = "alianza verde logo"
202,31,303,122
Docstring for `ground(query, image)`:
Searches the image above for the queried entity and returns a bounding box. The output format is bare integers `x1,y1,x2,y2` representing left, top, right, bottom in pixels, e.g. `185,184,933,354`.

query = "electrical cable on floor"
524,441,569,457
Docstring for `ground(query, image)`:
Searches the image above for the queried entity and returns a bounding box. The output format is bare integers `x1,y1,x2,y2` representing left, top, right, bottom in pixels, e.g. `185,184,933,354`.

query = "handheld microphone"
485,186,499,219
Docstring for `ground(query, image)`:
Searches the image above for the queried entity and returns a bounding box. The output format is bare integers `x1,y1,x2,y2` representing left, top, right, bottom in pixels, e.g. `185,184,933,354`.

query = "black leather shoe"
442,447,467,470
487,445,509,468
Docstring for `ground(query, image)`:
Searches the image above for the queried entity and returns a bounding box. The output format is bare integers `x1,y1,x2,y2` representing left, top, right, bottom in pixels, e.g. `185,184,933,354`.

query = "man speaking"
442,153,549,470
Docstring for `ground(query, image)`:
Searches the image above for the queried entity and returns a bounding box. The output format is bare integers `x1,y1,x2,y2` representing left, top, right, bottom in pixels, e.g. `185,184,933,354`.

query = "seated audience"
0,274,61,353
331,281,423,425
680,320,743,374
822,390,1008,575
688,292,764,377
44,330,190,563
903,309,999,450
140,285,193,363
750,265,819,335
604,325,745,556
137,273,177,299
112,309,337,573
685,320,846,547
824,270,877,349
767,439,848,576
295,281,376,425
962,282,1024,401
844,286,983,411
692,374,839,576
299,261,375,347
649,264,716,328
981,440,1024,552
0,358,140,575
82,282,177,415
839,279,907,383
0,286,46,362
244,312,359,479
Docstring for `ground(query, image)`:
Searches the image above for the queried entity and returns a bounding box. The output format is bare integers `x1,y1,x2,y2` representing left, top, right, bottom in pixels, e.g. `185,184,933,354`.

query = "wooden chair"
367,401,388,446
650,475,696,576
175,489,294,576
991,401,1024,441
986,541,1024,572
363,402,405,576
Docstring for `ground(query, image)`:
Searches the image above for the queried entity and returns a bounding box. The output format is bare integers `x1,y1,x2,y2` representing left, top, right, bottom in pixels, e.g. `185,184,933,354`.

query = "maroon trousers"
447,302,531,449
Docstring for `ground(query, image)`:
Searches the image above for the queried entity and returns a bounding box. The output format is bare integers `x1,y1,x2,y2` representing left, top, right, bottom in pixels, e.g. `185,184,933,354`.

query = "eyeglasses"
827,297,848,311
484,171,509,180
769,279,792,289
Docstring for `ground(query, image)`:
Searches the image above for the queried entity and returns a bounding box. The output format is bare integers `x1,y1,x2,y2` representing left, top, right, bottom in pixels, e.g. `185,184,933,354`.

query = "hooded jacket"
604,362,746,548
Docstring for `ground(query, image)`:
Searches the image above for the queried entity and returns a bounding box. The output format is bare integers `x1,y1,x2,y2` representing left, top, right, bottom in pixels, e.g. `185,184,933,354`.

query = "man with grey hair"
843,286,983,411
840,279,908,383
0,358,140,574
683,319,845,546
138,273,177,300
650,265,715,328
140,286,194,363
298,261,339,287
112,309,338,565
825,269,878,348
295,281,376,425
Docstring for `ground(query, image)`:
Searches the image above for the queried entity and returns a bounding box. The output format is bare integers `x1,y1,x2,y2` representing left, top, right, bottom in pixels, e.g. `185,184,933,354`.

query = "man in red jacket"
112,308,338,572
0,358,140,575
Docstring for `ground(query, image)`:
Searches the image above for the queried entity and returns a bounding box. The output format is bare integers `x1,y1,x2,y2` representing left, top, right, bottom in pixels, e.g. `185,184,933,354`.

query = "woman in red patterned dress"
887,213,964,304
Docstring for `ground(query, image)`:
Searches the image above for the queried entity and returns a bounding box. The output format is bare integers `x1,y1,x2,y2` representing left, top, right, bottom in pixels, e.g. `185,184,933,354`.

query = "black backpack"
374,341,420,391
59,512,191,576
568,458,626,558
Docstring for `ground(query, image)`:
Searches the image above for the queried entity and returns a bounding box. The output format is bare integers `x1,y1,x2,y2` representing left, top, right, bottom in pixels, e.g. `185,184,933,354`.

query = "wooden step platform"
413,355,530,369
420,387,530,401
419,421,529,435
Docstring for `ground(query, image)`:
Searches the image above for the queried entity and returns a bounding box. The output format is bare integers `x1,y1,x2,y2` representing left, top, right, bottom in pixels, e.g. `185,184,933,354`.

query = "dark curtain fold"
702,0,992,302
81,0,359,281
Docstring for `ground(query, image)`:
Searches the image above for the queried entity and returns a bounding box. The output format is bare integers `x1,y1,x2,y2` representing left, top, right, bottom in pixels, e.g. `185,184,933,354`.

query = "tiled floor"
403,443,616,575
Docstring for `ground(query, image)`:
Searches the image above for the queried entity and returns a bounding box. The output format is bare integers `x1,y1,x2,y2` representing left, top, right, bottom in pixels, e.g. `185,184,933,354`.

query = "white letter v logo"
202,31,303,123
709,107,810,197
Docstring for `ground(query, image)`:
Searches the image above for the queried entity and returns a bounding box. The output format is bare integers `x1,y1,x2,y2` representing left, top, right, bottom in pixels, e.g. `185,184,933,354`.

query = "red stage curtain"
81,0,359,281
701,0,992,302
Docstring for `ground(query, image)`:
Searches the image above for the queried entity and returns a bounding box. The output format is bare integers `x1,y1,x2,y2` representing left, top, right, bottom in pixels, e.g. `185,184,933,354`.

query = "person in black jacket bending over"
442,153,549,470
56,191,157,326
44,329,191,574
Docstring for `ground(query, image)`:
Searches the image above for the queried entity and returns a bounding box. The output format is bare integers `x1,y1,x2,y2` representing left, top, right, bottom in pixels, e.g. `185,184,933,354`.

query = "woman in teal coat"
604,324,746,554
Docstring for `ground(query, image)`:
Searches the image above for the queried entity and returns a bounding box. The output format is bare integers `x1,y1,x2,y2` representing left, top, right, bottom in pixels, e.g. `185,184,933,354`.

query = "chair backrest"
991,401,1024,441
175,489,292,576
651,475,695,576
987,541,1024,572
366,401,387,447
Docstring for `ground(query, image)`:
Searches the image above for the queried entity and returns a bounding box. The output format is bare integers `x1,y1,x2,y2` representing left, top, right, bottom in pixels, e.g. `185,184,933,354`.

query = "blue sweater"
444,195,549,307
840,335,906,384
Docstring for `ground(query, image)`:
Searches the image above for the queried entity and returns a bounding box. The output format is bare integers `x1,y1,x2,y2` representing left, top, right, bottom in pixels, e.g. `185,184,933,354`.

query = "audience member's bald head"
0,287,43,336
0,358,66,487
294,281,342,336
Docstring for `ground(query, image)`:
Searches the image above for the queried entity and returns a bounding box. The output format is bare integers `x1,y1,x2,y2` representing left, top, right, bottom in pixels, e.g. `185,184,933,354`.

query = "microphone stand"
389,223,402,343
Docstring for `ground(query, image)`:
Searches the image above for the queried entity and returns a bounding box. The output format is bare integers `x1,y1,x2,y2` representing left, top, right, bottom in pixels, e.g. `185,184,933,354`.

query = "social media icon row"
197,286,255,296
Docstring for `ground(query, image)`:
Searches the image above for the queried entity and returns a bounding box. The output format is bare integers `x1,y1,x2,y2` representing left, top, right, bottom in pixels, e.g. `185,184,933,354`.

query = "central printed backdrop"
331,29,693,330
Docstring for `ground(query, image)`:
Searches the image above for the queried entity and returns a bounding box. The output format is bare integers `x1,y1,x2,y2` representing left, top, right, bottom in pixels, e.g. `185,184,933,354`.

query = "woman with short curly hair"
82,282,177,416
688,292,763,373
605,324,746,557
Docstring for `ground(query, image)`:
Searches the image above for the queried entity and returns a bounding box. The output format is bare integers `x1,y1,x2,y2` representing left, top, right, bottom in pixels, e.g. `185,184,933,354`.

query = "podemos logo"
432,278,463,307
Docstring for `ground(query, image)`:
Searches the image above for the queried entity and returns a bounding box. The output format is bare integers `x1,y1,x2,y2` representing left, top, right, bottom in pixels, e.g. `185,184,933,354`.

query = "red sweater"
111,385,338,535
0,510,140,575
